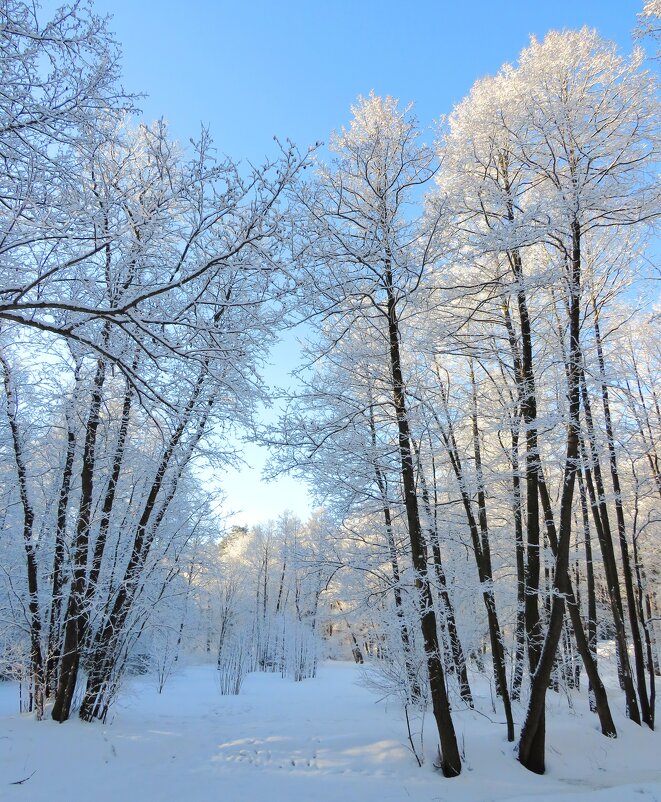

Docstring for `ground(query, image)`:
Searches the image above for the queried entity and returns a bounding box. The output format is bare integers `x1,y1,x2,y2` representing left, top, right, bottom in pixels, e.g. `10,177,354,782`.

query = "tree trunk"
592,304,652,728
537,470,616,738
469,363,514,740
385,271,461,778
433,377,514,742
510,416,526,701
578,372,641,724
369,402,421,702
1,352,45,718
577,466,597,709
519,220,588,773
631,474,657,728
413,437,473,707
46,409,77,697
52,351,108,722
507,245,543,674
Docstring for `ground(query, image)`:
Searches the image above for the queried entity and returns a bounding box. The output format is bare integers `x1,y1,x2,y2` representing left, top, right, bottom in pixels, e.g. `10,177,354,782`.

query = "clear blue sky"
43,0,647,528
83,0,641,161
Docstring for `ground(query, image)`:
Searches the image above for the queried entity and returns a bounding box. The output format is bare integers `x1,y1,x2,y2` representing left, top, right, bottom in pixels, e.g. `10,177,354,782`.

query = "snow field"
1,661,660,802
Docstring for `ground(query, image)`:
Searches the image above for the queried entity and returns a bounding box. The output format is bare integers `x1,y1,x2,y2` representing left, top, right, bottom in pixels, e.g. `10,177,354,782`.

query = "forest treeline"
0,0,660,779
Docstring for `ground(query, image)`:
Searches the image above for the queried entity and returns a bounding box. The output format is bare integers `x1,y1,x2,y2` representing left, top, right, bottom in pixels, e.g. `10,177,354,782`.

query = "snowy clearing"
1,661,659,802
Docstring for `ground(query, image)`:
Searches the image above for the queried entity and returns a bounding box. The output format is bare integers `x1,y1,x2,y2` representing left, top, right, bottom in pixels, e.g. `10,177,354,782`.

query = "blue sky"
85,0,641,162
43,0,648,528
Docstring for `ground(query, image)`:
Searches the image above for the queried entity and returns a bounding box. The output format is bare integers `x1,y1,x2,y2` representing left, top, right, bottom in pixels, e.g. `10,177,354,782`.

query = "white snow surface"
1,661,660,802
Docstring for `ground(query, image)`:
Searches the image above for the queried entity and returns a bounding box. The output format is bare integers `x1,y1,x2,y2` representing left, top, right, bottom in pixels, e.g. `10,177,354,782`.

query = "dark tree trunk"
368,402,421,701
578,372,640,724
433,379,514,742
45,363,82,697
46,418,76,697
496,163,542,676
413,438,473,707
52,349,108,723
507,247,543,674
537,472,615,736
592,305,652,728
519,222,583,774
86,361,135,603
577,466,597,709
519,221,614,773
385,271,461,778
510,416,526,701
631,477,657,728
1,353,45,718
498,301,527,701
469,363,514,740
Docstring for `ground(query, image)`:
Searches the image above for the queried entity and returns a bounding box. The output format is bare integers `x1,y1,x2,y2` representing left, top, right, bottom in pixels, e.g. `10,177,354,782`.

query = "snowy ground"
1,661,660,802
